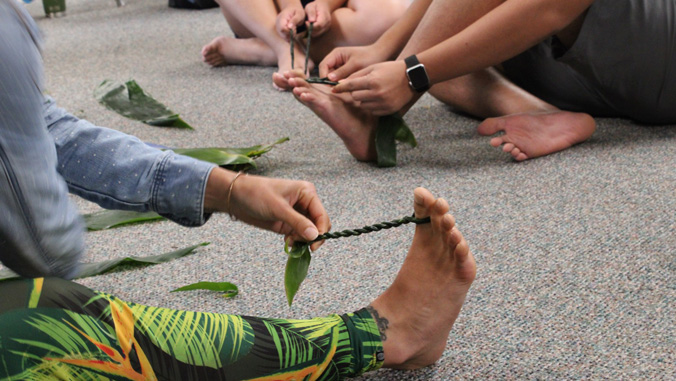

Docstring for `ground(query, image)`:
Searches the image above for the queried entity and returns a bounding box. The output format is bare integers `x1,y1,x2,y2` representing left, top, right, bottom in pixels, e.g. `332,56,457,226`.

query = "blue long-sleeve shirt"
0,0,215,278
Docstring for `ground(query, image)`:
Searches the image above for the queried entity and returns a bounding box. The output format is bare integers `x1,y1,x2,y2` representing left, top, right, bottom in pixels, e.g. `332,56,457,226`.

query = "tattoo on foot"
367,305,390,341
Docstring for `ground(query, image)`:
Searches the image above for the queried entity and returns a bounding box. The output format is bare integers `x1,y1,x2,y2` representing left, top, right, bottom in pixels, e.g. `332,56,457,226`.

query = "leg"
201,0,309,86
201,0,277,67
419,5,596,160
0,2,84,278
0,188,475,378
286,0,508,161
308,0,410,61
288,0,596,161
431,67,595,161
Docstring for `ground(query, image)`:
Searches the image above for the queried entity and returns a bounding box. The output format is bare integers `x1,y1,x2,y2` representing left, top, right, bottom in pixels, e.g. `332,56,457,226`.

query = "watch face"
407,64,429,91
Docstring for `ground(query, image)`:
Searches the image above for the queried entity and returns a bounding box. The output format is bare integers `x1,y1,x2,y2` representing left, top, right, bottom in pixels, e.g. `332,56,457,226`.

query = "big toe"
272,73,291,90
413,188,437,219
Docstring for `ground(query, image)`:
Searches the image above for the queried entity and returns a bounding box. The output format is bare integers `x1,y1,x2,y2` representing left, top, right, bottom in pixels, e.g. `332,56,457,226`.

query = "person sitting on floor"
276,0,676,161
201,0,409,90
0,1,475,379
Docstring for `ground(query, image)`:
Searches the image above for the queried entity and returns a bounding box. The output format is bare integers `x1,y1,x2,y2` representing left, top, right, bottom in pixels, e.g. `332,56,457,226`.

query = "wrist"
404,55,430,93
204,168,237,214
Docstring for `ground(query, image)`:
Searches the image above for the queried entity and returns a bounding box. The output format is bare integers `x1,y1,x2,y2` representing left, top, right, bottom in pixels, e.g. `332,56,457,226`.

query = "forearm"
374,0,432,60
418,0,594,85
44,98,216,227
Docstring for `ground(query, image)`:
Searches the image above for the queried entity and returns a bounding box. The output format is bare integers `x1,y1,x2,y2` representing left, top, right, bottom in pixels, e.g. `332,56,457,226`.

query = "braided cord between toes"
310,214,431,243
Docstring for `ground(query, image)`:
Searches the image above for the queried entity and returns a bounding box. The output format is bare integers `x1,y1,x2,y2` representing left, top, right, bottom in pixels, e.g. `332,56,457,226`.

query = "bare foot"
370,187,476,369
272,44,314,91
201,36,277,67
285,73,378,160
477,110,596,161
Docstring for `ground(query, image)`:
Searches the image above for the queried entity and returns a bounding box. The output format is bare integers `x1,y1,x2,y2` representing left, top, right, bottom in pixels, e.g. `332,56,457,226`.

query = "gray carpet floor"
16,0,675,379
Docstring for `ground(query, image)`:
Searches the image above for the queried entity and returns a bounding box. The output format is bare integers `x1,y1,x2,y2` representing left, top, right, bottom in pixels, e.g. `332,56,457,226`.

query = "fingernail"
304,227,318,240
328,73,336,80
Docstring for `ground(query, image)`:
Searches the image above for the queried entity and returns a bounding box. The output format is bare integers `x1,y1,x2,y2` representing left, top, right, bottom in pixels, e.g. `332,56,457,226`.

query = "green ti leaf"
94,79,193,129
171,137,289,170
0,243,210,282
171,281,239,298
375,114,417,167
83,210,164,231
284,242,312,306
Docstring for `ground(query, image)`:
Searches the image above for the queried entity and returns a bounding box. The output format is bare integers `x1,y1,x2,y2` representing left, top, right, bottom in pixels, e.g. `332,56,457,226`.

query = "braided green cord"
289,28,295,70
304,22,313,76
309,214,431,243
289,22,339,85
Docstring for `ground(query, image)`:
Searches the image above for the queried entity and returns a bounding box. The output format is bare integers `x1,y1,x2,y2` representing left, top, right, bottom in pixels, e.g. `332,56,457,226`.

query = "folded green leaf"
0,242,210,282
83,210,164,231
94,79,193,129
171,137,290,170
375,114,417,167
171,147,256,168
284,243,312,307
171,281,238,298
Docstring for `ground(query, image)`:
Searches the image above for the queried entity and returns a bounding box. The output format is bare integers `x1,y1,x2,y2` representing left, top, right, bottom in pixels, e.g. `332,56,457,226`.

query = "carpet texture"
12,0,676,379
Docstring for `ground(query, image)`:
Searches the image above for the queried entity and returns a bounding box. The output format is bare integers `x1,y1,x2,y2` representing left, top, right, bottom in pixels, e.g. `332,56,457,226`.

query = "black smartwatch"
404,55,430,93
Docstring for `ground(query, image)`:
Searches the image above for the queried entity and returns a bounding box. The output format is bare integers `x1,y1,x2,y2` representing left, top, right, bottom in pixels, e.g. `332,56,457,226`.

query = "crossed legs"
203,0,409,90
287,0,596,161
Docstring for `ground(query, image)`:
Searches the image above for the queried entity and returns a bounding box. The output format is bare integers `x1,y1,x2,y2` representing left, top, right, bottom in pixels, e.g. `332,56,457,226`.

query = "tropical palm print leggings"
0,278,383,380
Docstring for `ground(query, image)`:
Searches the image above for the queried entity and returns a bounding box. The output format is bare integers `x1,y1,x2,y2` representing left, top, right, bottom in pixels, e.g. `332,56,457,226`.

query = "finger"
274,203,319,242
333,74,371,93
305,3,317,22
349,89,377,103
326,61,362,82
319,54,343,78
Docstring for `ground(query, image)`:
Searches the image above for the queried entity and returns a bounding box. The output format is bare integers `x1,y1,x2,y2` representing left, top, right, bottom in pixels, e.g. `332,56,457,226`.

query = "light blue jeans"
0,0,215,279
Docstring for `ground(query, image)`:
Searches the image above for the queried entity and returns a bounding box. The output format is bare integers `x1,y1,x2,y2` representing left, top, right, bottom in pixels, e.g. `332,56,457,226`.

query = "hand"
276,4,306,40
332,60,414,116
304,1,332,37
227,173,331,251
319,45,384,81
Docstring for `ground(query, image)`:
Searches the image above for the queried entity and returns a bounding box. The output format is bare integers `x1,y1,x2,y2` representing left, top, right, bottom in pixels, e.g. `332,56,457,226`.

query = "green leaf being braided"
284,242,312,306
375,114,417,167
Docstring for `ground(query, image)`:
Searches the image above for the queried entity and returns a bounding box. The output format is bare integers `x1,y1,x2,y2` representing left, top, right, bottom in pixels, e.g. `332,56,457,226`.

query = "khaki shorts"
502,0,676,124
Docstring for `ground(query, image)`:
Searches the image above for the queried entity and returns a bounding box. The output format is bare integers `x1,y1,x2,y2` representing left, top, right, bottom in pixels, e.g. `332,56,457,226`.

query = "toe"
489,136,503,147
515,152,529,161
272,73,290,89
502,143,515,153
477,117,503,136
413,188,435,219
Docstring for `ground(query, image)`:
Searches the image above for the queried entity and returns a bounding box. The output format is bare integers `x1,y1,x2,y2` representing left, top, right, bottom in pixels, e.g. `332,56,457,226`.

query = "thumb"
276,204,319,242
305,3,317,22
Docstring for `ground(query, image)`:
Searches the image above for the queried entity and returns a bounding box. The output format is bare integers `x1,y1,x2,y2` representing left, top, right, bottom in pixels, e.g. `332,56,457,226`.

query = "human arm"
45,98,329,250
319,0,432,80
332,0,595,114
204,169,330,250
